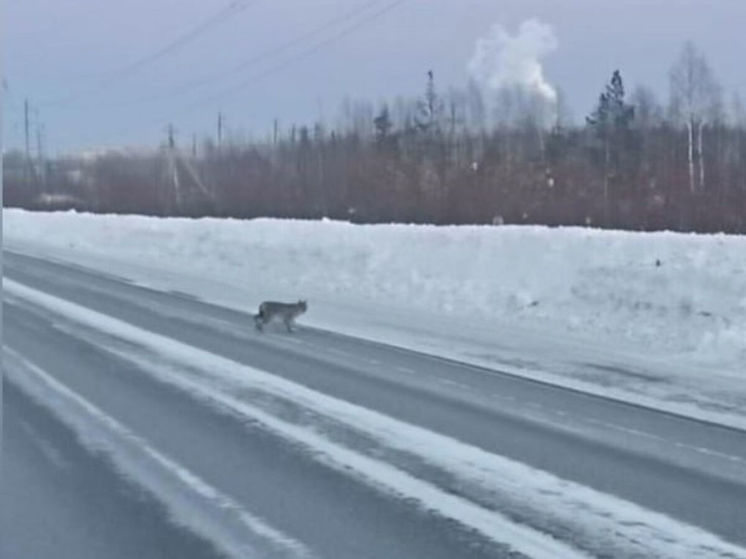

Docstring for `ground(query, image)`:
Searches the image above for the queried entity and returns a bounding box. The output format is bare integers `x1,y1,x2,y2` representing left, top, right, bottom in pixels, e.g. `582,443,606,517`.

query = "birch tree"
669,41,722,192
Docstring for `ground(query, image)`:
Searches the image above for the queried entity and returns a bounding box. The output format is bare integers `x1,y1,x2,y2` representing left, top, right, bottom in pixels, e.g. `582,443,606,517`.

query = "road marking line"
8,278,746,559
6,279,591,559
4,346,312,559
439,378,470,390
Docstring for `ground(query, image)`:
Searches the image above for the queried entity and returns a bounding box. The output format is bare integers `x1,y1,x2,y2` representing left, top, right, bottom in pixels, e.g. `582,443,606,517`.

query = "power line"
41,0,259,108
181,0,409,114
169,0,387,94
117,0,257,77
47,0,388,112
66,0,409,148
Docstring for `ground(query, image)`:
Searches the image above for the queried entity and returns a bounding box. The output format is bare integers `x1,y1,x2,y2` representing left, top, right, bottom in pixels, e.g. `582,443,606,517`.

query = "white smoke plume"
467,19,558,103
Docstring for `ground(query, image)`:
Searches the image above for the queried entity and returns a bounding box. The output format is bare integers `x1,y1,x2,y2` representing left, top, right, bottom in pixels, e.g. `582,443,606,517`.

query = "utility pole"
217,111,224,149
162,124,212,213
167,123,176,150
164,123,181,213
36,122,45,190
24,99,32,185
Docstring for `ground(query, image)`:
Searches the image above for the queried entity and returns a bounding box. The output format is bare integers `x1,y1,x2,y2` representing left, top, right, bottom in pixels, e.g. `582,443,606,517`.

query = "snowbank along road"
4,249,746,559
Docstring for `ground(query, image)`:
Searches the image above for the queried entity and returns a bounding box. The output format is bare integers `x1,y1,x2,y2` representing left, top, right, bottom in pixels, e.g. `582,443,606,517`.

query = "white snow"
7,278,746,559
4,209,745,425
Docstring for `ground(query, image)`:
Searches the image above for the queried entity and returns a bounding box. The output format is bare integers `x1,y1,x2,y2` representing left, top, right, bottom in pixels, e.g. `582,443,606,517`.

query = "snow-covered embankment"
4,209,745,423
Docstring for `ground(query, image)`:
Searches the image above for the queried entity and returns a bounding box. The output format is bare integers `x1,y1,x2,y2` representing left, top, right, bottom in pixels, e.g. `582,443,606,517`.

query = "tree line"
4,42,746,233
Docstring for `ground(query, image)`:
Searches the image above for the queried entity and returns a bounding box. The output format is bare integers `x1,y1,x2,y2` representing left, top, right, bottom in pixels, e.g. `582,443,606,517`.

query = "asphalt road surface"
3,250,745,559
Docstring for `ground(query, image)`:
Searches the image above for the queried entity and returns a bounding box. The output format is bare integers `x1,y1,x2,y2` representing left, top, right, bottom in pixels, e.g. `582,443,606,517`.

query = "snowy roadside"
4,209,745,428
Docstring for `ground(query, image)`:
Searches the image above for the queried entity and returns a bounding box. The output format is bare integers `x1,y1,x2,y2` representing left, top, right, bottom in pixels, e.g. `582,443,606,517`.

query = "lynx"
254,300,307,332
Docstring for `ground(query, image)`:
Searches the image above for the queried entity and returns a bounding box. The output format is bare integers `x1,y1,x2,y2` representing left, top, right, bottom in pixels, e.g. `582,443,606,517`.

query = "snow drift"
4,209,745,419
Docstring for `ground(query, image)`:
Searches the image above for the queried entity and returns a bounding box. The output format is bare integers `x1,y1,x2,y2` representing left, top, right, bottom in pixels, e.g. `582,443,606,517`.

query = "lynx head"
297,299,308,312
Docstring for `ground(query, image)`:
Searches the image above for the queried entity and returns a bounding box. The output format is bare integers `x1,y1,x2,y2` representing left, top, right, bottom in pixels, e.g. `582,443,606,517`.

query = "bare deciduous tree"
630,85,663,130
669,41,722,192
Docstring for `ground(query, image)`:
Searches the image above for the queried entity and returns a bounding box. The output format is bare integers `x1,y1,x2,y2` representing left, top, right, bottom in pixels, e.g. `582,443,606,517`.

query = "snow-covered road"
4,250,746,559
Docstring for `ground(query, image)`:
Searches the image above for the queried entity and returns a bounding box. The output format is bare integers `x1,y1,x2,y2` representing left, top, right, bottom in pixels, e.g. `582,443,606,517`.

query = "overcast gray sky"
4,0,746,153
